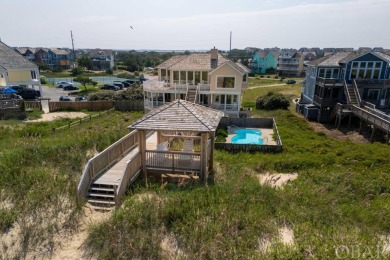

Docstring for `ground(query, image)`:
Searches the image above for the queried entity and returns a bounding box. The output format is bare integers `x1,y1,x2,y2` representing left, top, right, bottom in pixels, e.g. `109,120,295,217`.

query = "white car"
56,81,74,88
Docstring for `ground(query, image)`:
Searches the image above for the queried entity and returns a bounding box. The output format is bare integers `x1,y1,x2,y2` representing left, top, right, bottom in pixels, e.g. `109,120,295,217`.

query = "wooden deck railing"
114,152,142,204
145,150,201,173
77,130,139,201
351,105,390,132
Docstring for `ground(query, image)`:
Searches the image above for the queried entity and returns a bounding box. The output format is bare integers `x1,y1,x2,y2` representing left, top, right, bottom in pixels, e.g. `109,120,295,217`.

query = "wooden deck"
93,148,140,185
93,133,158,186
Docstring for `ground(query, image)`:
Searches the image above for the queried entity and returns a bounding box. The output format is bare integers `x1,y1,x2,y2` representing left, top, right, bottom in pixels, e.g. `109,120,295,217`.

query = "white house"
143,48,250,117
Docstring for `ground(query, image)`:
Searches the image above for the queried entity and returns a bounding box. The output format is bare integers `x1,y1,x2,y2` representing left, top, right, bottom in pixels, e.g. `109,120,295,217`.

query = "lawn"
83,86,390,259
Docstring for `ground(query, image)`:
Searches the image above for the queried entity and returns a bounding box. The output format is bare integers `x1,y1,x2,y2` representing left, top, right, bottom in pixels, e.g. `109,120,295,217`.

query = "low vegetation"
83,84,390,259
0,111,143,258
88,84,143,101
1,79,390,258
256,91,290,110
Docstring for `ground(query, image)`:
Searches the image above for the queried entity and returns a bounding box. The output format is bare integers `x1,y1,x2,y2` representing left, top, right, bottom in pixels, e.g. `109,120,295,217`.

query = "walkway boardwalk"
93,133,157,186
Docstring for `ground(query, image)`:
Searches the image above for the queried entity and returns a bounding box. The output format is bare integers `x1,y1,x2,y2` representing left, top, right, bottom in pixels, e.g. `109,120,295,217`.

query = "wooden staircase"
346,85,359,105
87,183,116,207
186,87,197,103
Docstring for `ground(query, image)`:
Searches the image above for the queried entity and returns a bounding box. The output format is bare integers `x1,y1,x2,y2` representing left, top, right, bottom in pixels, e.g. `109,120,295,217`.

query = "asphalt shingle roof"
0,41,37,69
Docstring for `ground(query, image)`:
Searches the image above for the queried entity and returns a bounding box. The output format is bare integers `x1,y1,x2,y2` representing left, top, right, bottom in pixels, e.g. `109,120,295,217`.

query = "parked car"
10,85,24,92
286,80,296,84
101,84,120,91
56,81,74,88
75,96,87,101
139,77,148,82
113,82,124,89
116,81,130,87
14,87,38,100
124,79,140,85
59,96,72,101
63,85,79,91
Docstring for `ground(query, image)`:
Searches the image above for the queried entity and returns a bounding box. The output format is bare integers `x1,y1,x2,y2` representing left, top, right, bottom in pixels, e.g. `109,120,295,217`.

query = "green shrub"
215,135,226,143
275,76,279,79
267,75,270,78
0,209,17,232
216,128,228,138
40,76,47,84
105,69,113,75
260,75,264,78
89,84,144,101
256,91,290,110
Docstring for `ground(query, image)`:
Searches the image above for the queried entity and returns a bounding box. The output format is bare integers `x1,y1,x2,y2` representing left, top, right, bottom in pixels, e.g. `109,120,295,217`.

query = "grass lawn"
84,85,390,259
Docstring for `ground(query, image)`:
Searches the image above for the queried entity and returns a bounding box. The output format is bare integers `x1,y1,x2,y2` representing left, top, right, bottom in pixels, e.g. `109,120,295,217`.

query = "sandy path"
28,112,88,122
51,205,111,260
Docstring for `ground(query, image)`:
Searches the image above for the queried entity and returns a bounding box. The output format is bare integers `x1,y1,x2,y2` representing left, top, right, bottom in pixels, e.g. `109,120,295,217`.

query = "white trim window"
318,68,340,79
31,70,37,80
216,76,235,88
0,73,3,78
350,61,382,80
243,74,247,82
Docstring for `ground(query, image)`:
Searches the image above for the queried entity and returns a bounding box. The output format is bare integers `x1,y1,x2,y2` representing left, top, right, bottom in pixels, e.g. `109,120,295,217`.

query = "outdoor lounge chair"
179,139,193,168
156,141,169,151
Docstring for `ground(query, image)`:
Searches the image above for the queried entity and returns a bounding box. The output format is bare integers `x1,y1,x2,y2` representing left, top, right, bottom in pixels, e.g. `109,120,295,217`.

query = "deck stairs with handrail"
77,130,143,208
186,86,197,103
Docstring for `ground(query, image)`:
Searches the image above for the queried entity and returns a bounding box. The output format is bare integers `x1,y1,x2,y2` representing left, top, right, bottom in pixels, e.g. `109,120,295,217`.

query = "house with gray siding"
299,51,390,137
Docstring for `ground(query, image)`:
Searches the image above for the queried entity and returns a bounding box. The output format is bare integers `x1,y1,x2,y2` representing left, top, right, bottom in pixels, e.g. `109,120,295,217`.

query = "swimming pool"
231,129,263,144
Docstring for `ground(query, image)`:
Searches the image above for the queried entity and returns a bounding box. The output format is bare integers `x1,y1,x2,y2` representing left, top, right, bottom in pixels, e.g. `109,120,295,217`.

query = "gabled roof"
233,62,251,74
255,50,267,59
308,52,351,67
129,99,224,132
0,41,37,69
157,55,188,69
339,51,390,63
51,48,69,55
168,53,228,71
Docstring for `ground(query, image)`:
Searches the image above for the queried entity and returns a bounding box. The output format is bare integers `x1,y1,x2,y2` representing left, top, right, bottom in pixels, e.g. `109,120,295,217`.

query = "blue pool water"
231,129,263,144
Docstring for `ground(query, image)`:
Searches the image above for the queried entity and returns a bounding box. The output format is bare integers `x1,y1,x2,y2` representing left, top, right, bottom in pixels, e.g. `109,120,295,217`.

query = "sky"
1,0,389,50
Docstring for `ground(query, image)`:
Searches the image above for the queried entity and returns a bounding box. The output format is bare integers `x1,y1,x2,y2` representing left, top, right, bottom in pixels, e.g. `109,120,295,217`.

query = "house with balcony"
250,50,279,74
34,48,56,68
51,48,73,69
0,41,41,93
143,48,250,117
299,51,390,138
87,49,114,70
277,50,305,76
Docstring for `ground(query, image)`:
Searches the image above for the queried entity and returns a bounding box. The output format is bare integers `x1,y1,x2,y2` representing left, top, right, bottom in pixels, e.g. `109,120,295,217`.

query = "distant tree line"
115,51,177,72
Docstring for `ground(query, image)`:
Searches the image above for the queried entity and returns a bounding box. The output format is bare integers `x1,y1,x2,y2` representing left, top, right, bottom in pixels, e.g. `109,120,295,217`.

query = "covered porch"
129,99,224,181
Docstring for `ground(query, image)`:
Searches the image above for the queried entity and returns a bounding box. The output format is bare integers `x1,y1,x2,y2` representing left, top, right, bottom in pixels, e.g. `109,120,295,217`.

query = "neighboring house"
300,51,390,130
0,41,41,93
143,48,250,117
251,51,279,74
277,50,305,76
14,47,36,61
87,49,114,70
34,48,56,68
51,48,73,69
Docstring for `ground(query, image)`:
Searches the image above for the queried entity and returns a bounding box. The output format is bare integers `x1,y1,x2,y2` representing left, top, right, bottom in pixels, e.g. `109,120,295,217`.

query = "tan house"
0,41,41,93
143,48,250,117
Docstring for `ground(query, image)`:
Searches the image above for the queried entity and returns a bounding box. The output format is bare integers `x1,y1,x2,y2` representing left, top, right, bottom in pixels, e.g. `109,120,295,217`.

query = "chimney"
210,47,218,69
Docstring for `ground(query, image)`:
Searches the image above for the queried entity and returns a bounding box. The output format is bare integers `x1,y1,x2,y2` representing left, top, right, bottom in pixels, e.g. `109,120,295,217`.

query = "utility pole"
70,30,76,67
229,31,232,57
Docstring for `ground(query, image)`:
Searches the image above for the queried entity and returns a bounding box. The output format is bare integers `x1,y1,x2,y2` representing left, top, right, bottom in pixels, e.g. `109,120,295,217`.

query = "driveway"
40,85,79,113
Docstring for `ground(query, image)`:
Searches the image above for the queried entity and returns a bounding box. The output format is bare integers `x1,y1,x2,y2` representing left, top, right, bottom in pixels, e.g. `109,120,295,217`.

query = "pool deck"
226,127,277,145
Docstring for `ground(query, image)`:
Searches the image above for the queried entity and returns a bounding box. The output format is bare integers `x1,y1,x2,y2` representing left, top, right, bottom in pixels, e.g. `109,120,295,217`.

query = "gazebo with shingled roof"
128,99,224,181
